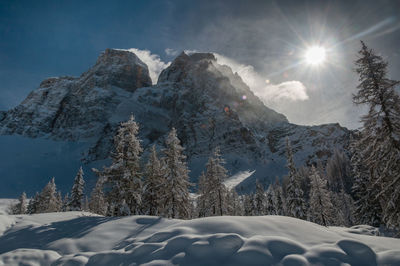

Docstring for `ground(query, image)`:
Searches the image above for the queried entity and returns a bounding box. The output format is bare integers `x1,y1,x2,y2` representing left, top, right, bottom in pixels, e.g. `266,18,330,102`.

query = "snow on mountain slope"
0,212,399,265
224,170,256,189
0,49,352,196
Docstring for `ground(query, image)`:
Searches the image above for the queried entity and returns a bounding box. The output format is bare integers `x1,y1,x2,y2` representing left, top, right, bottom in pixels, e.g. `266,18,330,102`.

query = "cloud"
262,81,308,101
184,49,199,55
165,48,179,57
213,53,309,104
126,48,170,84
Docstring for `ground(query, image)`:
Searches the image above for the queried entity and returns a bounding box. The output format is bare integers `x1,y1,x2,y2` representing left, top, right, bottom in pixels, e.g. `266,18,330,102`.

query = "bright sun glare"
305,46,326,65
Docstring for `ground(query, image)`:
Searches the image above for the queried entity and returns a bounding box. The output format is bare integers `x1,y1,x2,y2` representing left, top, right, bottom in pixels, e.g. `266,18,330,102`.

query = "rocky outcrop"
0,49,151,140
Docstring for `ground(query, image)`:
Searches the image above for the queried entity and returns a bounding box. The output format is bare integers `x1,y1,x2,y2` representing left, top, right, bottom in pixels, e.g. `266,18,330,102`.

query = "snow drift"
0,211,399,265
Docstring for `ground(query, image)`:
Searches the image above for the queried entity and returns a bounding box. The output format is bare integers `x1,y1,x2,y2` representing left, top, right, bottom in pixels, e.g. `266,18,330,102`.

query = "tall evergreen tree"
226,189,243,216
95,115,143,216
331,189,355,227
196,171,209,217
27,192,40,214
273,178,286,216
243,194,255,216
143,145,166,216
89,176,107,215
284,138,307,220
199,147,229,216
254,180,266,215
68,167,85,211
37,178,61,213
62,193,70,212
13,192,27,214
265,184,277,215
326,149,352,194
351,138,383,226
352,41,400,229
161,128,191,219
309,166,334,226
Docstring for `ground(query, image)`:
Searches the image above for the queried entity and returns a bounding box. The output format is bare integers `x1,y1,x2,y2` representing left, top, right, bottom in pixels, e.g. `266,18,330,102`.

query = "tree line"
9,115,355,227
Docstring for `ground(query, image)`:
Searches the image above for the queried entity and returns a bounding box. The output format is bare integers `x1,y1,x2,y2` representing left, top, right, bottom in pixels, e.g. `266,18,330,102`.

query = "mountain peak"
157,52,216,84
96,49,147,69
81,48,152,91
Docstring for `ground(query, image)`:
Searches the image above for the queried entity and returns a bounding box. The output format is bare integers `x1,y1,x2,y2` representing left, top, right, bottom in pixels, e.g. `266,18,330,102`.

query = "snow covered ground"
224,170,255,189
0,209,399,265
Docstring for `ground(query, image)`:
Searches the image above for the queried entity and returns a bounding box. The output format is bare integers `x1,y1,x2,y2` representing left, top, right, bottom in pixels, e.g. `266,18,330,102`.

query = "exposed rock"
0,49,352,193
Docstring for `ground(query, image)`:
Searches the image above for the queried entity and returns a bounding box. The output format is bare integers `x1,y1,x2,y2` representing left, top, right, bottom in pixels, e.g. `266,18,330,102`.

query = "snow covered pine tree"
37,178,61,213
68,167,85,211
12,192,27,214
89,177,107,215
161,128,191,219
142,145,166,216
352,41,400,230
309,165,335,226
198,147,229,216
94,115,143,216
284,138,307,220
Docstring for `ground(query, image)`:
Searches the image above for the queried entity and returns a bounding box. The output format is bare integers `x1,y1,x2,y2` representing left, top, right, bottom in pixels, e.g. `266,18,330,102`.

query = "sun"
305,46,326,65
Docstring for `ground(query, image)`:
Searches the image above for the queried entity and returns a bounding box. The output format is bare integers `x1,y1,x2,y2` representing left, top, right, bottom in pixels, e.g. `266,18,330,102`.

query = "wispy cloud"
214,53,309,104
126,48,171,84
165,48,179,57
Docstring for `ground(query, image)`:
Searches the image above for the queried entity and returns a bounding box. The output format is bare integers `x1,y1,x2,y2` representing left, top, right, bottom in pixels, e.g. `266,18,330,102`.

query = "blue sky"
1,0,399,128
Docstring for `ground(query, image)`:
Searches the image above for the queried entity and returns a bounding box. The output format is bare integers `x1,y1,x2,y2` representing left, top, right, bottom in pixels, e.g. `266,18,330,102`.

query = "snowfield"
0,211,399,266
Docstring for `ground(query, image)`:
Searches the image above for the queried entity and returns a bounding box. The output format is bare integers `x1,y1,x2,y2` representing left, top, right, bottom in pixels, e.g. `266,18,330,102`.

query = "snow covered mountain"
1,211,399,265
0,49,351,196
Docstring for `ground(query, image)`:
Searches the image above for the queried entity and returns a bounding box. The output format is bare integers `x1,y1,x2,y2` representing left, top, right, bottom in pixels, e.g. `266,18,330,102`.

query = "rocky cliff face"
0,49,151,140
0,49,352,194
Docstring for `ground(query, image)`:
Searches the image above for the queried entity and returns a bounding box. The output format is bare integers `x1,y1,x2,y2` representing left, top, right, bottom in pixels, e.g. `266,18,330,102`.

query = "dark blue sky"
1,0,399,128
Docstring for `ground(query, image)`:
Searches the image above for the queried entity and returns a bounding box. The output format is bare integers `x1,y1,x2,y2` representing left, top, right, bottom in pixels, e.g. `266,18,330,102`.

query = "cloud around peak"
125,48,309,117
213,53,309,104
126,48,171,84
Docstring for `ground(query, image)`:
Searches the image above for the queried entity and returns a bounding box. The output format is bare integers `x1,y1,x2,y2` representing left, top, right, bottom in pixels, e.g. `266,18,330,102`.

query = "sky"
0,0,399,129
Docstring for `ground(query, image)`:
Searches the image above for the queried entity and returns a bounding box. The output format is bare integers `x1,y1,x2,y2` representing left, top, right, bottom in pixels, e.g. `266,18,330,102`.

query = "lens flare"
305,46,326,65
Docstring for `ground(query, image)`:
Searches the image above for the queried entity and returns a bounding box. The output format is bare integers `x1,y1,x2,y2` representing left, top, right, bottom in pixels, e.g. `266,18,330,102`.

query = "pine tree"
142,145,166,216
89,176,107,215
13,192,27,214
37,178,61,213
161,128,191,219
326,149,352,194
331,189,355,226
83,196,89,212
62,193,70,212
57,192,62,211
254,180,266,215
352,41,400,229
196,171,209,217
95,115,143,216
226,189,243,216
198,147,228,216
68,167,85,211
265,184,277,215
309,166,334,226
284,138,307,219
27,192,40,214
119,199,131,216
243,194,255,216
351,137,383,226
273,178,286,216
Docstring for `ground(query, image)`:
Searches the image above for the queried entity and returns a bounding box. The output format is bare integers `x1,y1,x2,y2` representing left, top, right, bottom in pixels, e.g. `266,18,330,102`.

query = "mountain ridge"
0,49,352,196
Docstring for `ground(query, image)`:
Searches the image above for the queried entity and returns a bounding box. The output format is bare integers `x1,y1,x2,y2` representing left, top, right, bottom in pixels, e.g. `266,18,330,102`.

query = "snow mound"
0,213,399,265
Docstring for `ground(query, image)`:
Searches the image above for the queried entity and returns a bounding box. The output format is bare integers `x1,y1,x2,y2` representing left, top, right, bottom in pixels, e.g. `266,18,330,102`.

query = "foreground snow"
0,212,399,266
